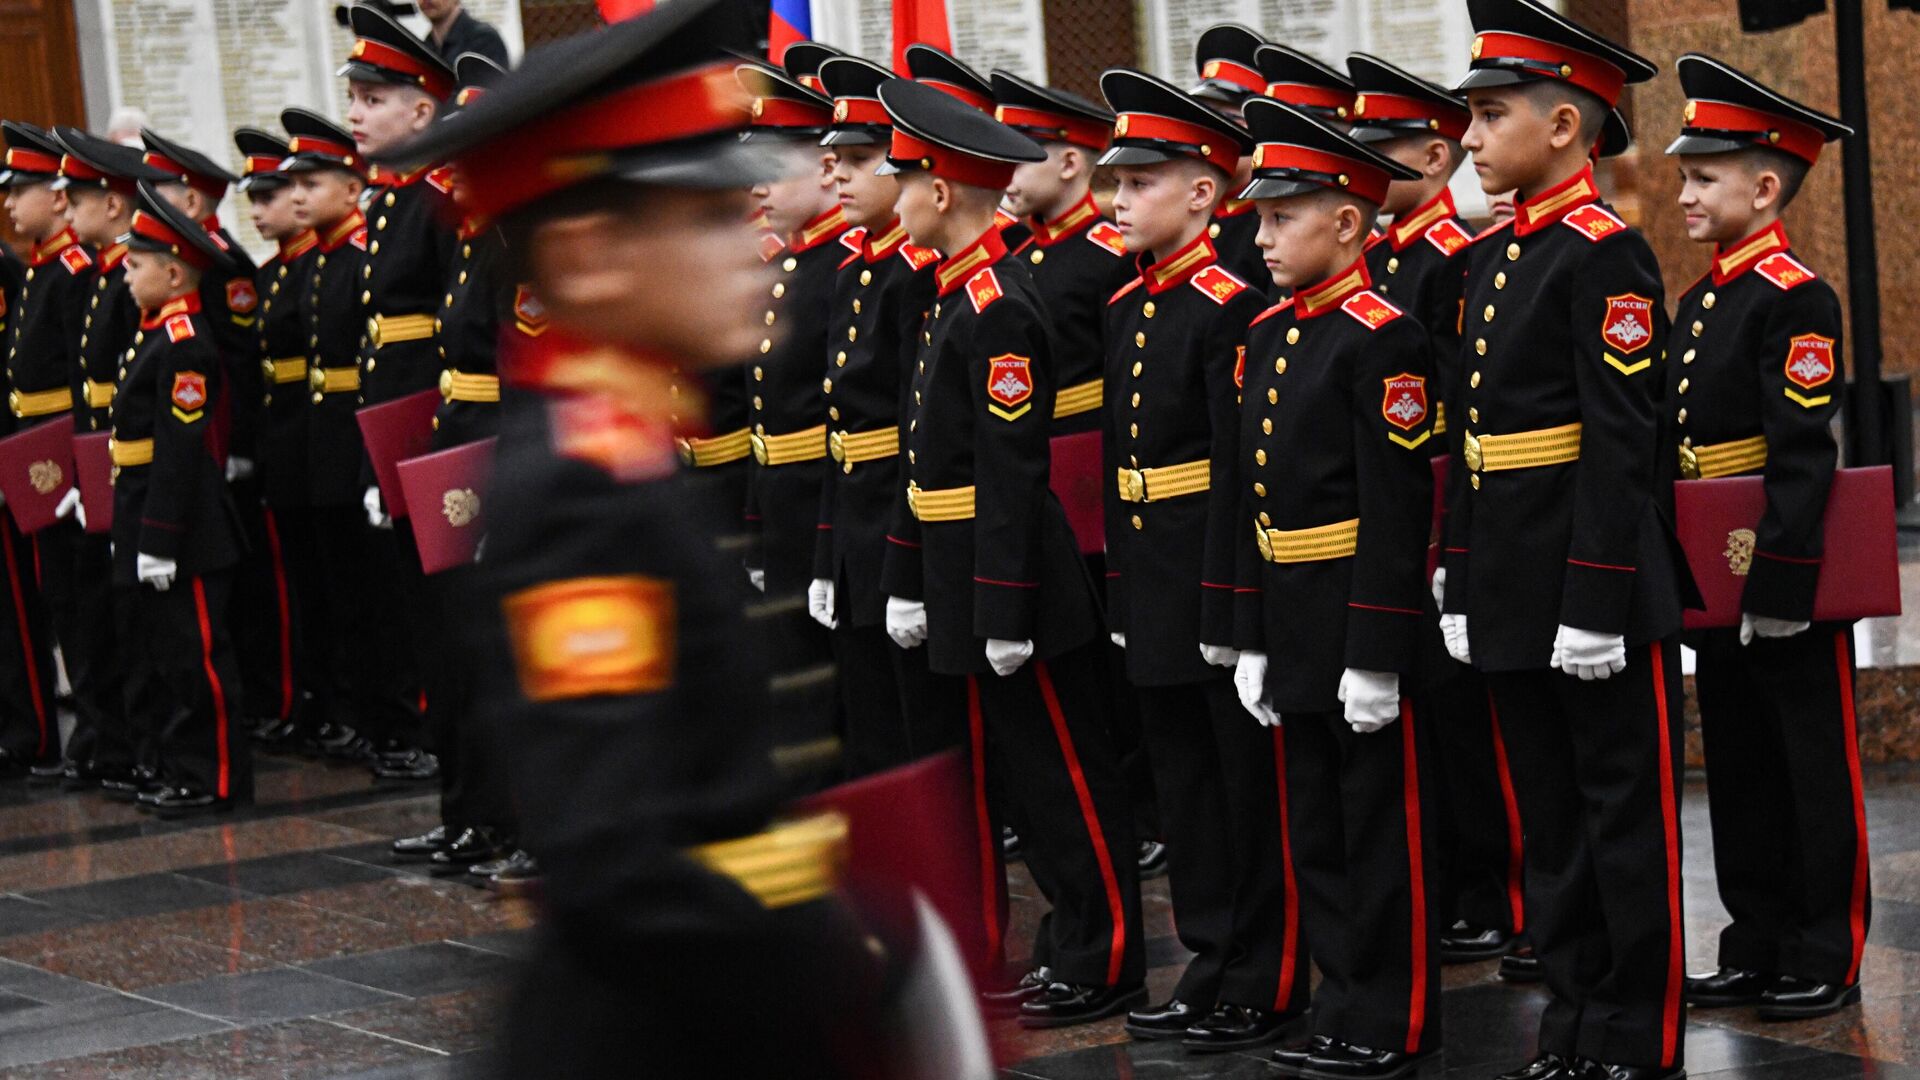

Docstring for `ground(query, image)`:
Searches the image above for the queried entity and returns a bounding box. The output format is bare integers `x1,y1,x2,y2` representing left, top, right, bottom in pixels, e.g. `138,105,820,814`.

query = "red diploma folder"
1049,431,1105,555
72,433,113,535
397,438,495,573
1675,465,1900,629
354,389,441,520
0,421,77,533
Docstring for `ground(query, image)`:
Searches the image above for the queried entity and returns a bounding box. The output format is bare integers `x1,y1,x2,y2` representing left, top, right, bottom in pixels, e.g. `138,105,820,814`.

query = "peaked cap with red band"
232,127,294,192
125,181,238,273
875,76,1044,191
452,52,508,110
1256,42,1357,120
990,69,1114,152
1345,53,1471,144
904,44,996,113
279,108,364,175
1667,53,1850,166
51,126,171,196
140,128,239,198
1097,67,1252,176
340,3,457,101
738,60,836,141
1,121,67,187
781,41,845,93
1190,23,1268,106
1459,0,1657,158
818,55,897,147
1240,96,1419,207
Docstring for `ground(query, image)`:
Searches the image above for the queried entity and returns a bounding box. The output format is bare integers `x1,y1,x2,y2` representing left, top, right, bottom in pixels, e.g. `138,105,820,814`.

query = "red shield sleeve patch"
513,285,548,337
225,278,258,315
1783,333,1837,408
1382,373,1432,450
170,371,208,417
1601,293,1655,355
986,354,1034,421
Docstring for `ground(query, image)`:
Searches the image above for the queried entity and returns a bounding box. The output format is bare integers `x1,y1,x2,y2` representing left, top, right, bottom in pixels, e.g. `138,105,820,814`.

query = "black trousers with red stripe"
966,641,1144,989
1694,624,1870,986
1284,703,1439,1054
1489,641,1686,1070
0,517,56,765
1137,675,1308,1012
1429,661,1526,936
114,571,250,801
229,483,296,725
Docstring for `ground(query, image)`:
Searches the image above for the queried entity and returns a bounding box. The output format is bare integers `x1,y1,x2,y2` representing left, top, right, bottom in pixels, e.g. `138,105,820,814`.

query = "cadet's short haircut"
1309,186,1380,236
1381,132,1468,175
1736,145,1812,209
1516,80,1609,152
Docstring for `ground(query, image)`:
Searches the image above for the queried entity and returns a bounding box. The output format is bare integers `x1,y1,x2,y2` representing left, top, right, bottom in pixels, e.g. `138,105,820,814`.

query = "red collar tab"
280,230,318,260
1032,194,1101,246
456,62,749,220
349,37,455,100
751,94,833,130
1292,256,1373,319
1513,165,1599,237
1112,112,1240,174
98,242,129,272
320,210,366,252
1263,81,1356,118
4,146,59,175
1202,58,1267,95
919,79,994,113
1250,140,1394,205
994,104,1112,151
1469,32,1626,108
935,226,1008,297
865,219,909,260
1143,229,1218,294
365,163,433,188
830,96,890,128
1712,220,1790,285
1352,91,1469,141
139,290,203,329
1389,188,1458,250
888,128,1018,189
1682,99,1826,165
789,206,850,252
29,228,81,266
130,211,215,269
140,150,228,198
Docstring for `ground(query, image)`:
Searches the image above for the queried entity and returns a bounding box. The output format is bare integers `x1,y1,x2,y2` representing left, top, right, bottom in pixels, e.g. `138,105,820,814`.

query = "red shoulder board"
164,313,196,343
170,371,208,412
225,278,258,315
551,395,677,483
1562,204,1626,243
1190,265,1248,305
59,246,92,274
1107,276,1144,306
1424,219,1473,257
838,249,862,271
512,285,548,338
966,268,1003,314
348,226,369,251
900,243,939,270
1087,221,1127,256
1341,290,1403,331
839,228,867,255
1755,252,1816,291
1249,301,1288,328
424,165,455,194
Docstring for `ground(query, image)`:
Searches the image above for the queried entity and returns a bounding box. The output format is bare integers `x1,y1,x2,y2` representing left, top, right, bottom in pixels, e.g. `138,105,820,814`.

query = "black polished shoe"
1572,1062,1684,1080
1684,966,1777,1007
980,966,1052,1015
1273,1035,1340,1073
485,849,540,894
61,761,108,791
1122,997,1202,1040
1137,839,1168,880
431,826,504,866
254,718,309,751
144,786,236,819
372,749,440,781
1494,1053,1578,1080
1440,921,1513,963
1016,981,1147,1029
1757,976,1859,1020
468,849,521,879
104,767,162,803
1299,1042,1435,1079
304,721,360,758
1002,826,1022,861
1183,1003,1294,1053
27,759,68,782
1499,947,1543,983
390,825,449,860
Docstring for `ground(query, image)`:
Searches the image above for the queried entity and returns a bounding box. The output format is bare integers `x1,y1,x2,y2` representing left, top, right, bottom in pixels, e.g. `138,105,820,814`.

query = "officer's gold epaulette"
1755,252,1817,291
58,246,92,275
1087,221,1127,256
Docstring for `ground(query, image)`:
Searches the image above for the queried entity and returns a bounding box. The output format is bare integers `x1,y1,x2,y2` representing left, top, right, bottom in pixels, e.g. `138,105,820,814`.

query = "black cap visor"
1664,131,1750,157
1238,174,1329,201
1096,142,1187,168
821,126,886,147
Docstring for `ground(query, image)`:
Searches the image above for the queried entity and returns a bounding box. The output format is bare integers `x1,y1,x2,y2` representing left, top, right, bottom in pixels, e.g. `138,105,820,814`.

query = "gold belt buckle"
906,480,921,517
366,316,382,347
308,367,326,392
1253,521,1274,562
829,430,847,463
675,437,695,466
1677,444,1700,480
1119,468,1146,503
749,432,770,465
1462,431,1484,473
438,369,455,402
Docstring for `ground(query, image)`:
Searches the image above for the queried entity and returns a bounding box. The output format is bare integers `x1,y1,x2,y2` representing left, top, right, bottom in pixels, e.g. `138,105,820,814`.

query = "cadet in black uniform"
379,3,891,1071
0,167,55,778
1186,25,1268,290
115,183,251,817
1345,53,1525,967
1229,98,1441,1080
1662,55,1867,1023
1,121,96,780
877,76,1145,1028
1091,67,1306,1052
1443,3,1690,1077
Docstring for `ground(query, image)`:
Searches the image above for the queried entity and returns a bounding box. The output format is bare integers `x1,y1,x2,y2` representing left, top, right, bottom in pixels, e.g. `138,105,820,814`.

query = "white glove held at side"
1740,613,1810,646
1338,668,1401,733
985,638,1034,677
1550,624,1626,681
1440,613,1471,664
1234,650,1281,727
807,579,837,629
136,553,177,592
885,596,927,649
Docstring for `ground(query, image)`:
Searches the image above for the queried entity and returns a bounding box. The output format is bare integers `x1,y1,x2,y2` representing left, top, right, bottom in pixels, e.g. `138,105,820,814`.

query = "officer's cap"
1667,53,1850,165
905,44,996,113
782,41,845,93
50,127,171,195
140,129,239,198
1097,68,1253,175
990,70,1114,152
874,77,1044,190
278,109,363,175
738,61,836,143
818,56,896,147
1190,24,1267,106
1345,54,1470,144
340,3,457,102
1239,96,1418,205
1458,0,1656,158
232,127,294,193
1256,43,1356,120
1,121,68,188
124,181,239,273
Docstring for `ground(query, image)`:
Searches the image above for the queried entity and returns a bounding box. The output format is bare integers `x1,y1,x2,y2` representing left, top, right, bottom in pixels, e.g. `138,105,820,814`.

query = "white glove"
1338,668,1401,733
1110,632,1126,648
985,638,1034,677
1550,624,1626,681
225,456,255,483
807,578,838,629
53,488,80,524
885,596,927,649
1431,566,1446,609
363,486,392,529
1234,650,1281,727
1741,613,1810,646
747,567,766,593
1440,613,1471,664
136,553,177,592
1200,643,1239,668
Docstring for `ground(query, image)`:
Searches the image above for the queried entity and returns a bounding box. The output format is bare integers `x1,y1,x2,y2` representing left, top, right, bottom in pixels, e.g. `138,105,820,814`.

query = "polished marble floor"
0,754,1916,1077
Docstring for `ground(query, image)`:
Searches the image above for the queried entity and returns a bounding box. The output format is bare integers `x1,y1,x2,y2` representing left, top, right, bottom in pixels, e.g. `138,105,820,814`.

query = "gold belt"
907,481,975,522
366,312,435,348
829,426,899,469
1053,378,1103,419
1678,434,1767,480
308,366,362,396
676,428,751,468
439,369,500,403
9,387,72,418
688,812,848,910
1116,459,1211,503
263,356,308,385
109,437,154,467
751,424,828,466
1462,422,1582,473
85,379,115,408
1432,401,1447,437
1256,517,1359,564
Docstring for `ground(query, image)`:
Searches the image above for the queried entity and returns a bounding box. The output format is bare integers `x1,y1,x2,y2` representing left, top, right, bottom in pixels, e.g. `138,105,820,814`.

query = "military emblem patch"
1382,373,1429,431
987,354,1033,421
503,574,676,702
513,285,548,337
1601,293,1654,355
170,371,208,412
1783,333,1836,409
225,278,258,315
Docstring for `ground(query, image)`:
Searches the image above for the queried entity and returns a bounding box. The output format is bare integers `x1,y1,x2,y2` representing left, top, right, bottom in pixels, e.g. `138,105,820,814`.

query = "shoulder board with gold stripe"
1086,221,1127,256
1755,252,1816,291
1340,290,1403,331
1562,204,1626,243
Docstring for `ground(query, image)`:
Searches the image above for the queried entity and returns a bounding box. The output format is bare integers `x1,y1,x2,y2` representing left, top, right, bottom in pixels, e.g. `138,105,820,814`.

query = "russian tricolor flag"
769,0,811,62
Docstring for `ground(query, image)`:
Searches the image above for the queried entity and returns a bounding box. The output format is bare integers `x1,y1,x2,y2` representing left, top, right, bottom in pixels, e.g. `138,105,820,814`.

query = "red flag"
892,0,952,74
595,0,655,22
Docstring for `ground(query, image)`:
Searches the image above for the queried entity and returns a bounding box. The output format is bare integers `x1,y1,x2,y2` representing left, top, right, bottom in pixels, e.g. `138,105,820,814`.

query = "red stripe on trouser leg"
1400,700,1429,1053
261,509,294,720
1836,631,1869,984
966,675,1002,962
1650,644,1682,1068
1272,726,1301,1009
1033,660,1128,986
1487,690,1526,933
30,535,40,586
0,527,47,756
192,578,232,800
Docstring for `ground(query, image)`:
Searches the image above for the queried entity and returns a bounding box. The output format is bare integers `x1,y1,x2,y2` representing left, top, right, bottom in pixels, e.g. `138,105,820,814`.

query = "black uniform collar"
1711,220,1789,286
788,205,850,253
1142,228,1217,295
138,290,201,330
1512,164,1599,237
1292,255,1372,319
935,225,1008,297
29,227,82,267
1031,193,1101,246
1388,188,1457,251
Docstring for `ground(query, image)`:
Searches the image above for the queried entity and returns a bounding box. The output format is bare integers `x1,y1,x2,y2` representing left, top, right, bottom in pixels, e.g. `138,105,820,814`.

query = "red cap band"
1264,82,1356,116
142,151,230,198
1683,99,1825,164
130,209,214,269
832,97,890,127
888,128,1017,189
750,95,833,130
4,147,60,175
1113,112,1240,173
920,79,994,113
994,105,1111,150
1200,58,1266,95
1352,91,1468,141
1251,142,1392,204
1470,32,1627,106
286,136,360,168
349,38,455,100
241,154,285,176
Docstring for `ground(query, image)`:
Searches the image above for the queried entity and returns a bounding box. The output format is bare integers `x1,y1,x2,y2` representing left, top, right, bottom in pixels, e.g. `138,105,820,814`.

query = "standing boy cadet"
114,183,251,817
877,77,1146,1028
1,121,94,780
0,165,55,779
807,53,952,772
1443,2,1690,1077
1186,24,1269,289
1093,67,1306,1052
1663,55,1866,1022
1345,53,1526,967
1231,97,1441,1080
